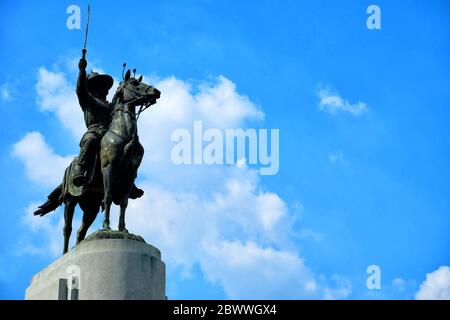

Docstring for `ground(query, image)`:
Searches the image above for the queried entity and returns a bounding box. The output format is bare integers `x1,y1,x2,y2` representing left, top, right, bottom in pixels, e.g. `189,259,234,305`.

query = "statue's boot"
129,184,144,199
72,163,87,187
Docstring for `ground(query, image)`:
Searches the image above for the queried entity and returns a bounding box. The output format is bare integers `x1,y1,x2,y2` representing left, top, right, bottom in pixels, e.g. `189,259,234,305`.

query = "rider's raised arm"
76,58,92,109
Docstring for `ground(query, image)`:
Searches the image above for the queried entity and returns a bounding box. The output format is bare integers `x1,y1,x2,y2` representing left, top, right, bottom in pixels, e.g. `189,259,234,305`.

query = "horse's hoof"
119,226,128,233
103,226,111,231
103,220,111,230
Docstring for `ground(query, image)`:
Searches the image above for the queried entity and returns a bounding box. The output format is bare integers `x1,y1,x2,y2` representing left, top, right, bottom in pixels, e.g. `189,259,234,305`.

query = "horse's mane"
111,85,123,107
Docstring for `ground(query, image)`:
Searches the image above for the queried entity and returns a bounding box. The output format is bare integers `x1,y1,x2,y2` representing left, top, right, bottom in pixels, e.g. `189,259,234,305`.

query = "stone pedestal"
25,230,166,300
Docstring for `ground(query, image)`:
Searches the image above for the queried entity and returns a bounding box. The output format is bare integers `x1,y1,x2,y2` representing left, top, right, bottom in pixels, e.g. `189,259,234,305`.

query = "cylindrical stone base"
25,234,166,300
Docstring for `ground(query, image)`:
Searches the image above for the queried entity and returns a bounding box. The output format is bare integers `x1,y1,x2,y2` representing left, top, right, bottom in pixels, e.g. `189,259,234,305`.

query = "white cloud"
392,278,407,290
123,167,297,270
134,75,264,189
35,62,118,142
200,240,319,299
17,203,66,257
14,61,349,299
328,151,346,165
11,131,73,188
297,228,324,242
195,76,264,126
323,274,352,300
316,85,368,117
415,266,450,300
36,67,85,140
0,83,12,102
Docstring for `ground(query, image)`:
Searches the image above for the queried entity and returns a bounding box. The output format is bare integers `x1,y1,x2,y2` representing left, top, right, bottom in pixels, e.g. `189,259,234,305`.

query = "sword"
81,2,90,59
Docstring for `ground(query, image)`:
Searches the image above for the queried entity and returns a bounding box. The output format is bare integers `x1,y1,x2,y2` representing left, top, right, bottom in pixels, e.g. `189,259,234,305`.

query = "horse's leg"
77,203,98,243
101,163,114,230
101,136,115,231
63,197,76,254
118,192,130,232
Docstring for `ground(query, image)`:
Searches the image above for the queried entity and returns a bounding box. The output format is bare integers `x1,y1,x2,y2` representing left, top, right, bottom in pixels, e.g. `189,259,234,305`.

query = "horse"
100,69,160,232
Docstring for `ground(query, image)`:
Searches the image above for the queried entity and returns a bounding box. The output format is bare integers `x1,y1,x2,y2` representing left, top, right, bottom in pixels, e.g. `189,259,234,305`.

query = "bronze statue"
33,4,161,254
34,56,160,254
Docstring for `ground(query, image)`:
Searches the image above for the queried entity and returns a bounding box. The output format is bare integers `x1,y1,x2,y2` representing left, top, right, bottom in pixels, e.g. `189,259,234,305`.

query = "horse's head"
113,69,160,108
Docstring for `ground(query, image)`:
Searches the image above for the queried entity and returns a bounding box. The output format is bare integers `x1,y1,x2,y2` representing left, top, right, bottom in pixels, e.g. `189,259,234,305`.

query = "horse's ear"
124,69,131,81
138,75,143,82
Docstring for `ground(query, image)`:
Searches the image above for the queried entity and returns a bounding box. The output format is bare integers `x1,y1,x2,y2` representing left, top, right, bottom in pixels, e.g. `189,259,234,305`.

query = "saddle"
64,154,102,198
63,152,143,200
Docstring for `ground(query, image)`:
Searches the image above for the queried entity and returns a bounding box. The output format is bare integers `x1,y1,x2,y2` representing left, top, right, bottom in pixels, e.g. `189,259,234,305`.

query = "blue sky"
0,0,449,299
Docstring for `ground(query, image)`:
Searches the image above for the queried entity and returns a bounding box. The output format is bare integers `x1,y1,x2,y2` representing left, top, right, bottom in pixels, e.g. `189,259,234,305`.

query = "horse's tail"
34,183,64,216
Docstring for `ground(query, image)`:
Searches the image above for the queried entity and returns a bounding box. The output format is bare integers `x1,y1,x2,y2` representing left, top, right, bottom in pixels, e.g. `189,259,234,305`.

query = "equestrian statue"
33,6,160,254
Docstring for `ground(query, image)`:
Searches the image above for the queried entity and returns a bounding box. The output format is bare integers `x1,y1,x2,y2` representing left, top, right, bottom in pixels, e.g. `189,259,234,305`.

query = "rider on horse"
72,57,112,187
33,57,144,219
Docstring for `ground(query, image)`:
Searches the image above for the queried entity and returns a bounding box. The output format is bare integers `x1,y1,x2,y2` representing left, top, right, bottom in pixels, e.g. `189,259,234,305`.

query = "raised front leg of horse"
63,196,77,254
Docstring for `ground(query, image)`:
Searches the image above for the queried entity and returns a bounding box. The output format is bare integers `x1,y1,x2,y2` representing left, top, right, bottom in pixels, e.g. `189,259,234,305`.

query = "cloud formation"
36,68,85,140
11,131,73,188
18,203,66,257
200,240,318,299
0,82,13,102
36,64,118,141
328,151,346,165
415,266,450,300
316,85,368,117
